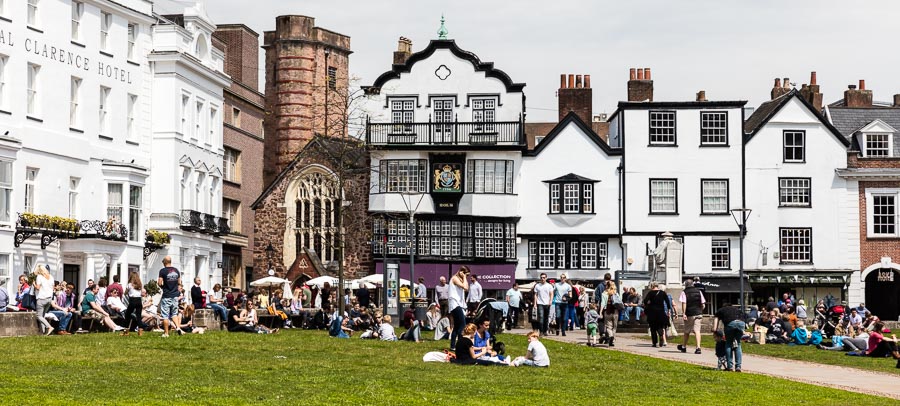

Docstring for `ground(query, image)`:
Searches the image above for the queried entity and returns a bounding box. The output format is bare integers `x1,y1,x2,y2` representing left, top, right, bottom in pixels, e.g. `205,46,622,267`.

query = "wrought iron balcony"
202,214,217,234
15,212,127,250
180,209,203,231
215,217,230,236
366,121,524,146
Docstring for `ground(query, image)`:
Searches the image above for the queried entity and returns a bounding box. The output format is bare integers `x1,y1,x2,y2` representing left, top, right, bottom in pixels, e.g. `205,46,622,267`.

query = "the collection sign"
877,270,895,282
0,29,137,84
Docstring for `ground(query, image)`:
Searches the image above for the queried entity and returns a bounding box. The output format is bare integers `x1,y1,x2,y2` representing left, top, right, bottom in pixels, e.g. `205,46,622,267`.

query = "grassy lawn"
657,334,900,376
0,330,890,405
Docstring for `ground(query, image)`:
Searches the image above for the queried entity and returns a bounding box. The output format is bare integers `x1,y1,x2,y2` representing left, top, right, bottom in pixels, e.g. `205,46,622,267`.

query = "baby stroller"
474,298,506,337
821,304,846,337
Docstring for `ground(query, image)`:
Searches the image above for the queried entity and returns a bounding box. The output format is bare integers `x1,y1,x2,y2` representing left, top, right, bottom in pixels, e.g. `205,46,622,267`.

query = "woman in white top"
34,265,55,335
123,273,145,335
448,266,470,350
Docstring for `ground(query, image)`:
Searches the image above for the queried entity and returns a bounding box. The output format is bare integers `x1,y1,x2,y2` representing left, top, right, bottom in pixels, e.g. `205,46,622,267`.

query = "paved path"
507,329,900,400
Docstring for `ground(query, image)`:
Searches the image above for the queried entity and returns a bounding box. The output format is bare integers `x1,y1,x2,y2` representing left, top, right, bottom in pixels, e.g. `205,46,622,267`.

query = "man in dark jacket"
190,277,204,309
678,279,706,354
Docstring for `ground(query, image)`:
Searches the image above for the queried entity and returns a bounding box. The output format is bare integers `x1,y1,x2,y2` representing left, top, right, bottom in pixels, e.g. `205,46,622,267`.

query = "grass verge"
0,330,890,405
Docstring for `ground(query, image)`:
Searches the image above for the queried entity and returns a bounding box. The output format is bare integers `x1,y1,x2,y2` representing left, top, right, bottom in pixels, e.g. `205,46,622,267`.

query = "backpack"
608,292,625,311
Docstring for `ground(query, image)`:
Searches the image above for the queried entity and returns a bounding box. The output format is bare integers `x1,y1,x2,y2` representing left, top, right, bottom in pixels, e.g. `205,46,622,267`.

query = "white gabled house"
516,112,623,282
743,88,859,307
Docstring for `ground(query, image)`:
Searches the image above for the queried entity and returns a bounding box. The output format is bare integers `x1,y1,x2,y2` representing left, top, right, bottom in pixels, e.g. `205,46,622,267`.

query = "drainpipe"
617,158,625,288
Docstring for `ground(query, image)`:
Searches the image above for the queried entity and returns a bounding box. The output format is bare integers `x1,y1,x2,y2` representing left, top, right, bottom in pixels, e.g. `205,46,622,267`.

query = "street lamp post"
401,192,425,316
730,208,752,313
265,242,275,274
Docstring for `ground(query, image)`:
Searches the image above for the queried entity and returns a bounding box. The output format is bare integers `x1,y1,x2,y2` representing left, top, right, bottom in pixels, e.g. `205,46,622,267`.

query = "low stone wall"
194,309,224,330
0,312,41,337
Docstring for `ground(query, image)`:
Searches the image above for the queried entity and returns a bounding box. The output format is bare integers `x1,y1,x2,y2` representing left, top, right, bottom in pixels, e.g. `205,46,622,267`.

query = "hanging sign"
877,270,895,282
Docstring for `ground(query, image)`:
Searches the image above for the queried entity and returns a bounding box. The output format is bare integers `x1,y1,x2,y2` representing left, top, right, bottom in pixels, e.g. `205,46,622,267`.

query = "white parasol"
358,273,410,287
249,276,290,287
305,275,339,289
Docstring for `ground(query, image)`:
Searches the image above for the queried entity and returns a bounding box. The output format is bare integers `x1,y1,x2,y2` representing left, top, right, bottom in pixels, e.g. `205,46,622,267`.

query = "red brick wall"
214,25,260,91
848,153,900,169
858,181,900,270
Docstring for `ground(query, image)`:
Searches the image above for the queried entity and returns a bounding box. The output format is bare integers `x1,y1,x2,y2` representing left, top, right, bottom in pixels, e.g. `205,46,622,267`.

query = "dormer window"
545,174,597,214
863,133,892,158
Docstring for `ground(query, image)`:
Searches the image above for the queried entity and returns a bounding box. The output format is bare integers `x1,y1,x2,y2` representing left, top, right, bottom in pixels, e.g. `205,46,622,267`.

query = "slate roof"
827,106,900,139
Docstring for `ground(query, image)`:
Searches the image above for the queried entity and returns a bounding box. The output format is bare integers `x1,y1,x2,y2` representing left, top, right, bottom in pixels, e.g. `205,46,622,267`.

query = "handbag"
22,290,37,311
667,323,678,337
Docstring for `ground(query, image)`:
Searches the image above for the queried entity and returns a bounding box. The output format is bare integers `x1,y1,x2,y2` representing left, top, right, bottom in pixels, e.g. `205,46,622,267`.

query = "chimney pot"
637,69,644,80
584,74,591,89
810,71,817,86
774,78,782,88
644,68,651,80
783,78,790,88
849,85,857,90
696,90,707,102
859,79,866,90
560,74,566,89
575,75,583,88
894,94,900,108
568,74,575,89
629,68,636,80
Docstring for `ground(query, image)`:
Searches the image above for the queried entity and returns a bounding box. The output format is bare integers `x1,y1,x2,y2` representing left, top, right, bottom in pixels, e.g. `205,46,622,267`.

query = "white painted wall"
744,97,858,273
0,0,154,295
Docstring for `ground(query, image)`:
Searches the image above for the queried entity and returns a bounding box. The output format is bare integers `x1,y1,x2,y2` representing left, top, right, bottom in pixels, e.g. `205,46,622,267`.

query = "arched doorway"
865,268,900,321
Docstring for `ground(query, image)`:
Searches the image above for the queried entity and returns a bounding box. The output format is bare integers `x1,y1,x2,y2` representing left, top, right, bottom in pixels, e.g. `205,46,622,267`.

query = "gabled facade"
363,37,525,290
744,87,859,308
517,113,622,281
147,2,231,288
830,81,900,320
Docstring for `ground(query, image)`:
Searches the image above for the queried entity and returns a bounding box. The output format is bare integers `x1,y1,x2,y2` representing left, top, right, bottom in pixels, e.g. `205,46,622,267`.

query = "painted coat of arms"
433,163,462,192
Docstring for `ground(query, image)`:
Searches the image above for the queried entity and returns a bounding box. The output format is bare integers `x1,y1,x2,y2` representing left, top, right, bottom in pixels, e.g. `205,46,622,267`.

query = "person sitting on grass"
512,331,550,367
584,303,601,347
425,303,441,331
374,315,397,341
451,323,497,366
243,299,277,334
81,284,125,332
790,319,811,345
865,321,900,368
400,306,422,342
176,304,205,334
473,319,494,355
227,301,256,333
817,329,868,353
434,314,451,340
329,309,351,339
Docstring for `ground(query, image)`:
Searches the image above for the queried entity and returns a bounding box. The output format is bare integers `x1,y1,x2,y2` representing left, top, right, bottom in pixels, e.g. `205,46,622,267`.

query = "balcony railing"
366,121,524,146
202,214,217,234
180,209,203,231
15,213,127,249
215,217,230,236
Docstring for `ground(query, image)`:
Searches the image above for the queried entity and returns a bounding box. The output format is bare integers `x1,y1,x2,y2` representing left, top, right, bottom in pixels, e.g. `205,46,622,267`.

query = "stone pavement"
506,328,900,400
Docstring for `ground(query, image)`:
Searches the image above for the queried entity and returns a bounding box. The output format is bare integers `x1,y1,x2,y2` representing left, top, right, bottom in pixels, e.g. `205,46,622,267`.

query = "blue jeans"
538,305,550,335
623,306,643,322
49,310,73,331
449,306,466,349
209,303,228,322
566,304,580,329
725,320,746,370
555,303,568,334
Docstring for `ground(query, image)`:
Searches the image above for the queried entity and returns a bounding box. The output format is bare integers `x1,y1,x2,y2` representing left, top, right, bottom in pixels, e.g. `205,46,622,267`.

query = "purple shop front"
374,262,516,290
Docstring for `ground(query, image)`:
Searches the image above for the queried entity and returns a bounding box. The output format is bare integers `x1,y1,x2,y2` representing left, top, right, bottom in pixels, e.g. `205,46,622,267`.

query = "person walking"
157,256,182,338
34,265,55,335
566,282,581,331
599,283,620,346
448,266,470,350
553,274,571,337
505,283,523,330
644,282,672,348
713,301,746,372
678,279,706,355
123,273,145,335
434,276,449,317
533,273,553,337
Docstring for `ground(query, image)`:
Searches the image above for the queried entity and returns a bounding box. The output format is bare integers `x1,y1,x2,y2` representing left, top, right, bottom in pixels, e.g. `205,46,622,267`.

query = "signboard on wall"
386,261,399,316
878,270,895,282
430,154,465,214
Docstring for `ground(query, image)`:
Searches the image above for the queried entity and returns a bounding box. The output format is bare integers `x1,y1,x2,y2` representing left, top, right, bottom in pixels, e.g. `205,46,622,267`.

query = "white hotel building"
0,0,229,296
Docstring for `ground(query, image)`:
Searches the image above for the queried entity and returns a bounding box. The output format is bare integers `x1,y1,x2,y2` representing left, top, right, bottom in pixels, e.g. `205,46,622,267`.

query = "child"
375,315,397,341
512,331,550,367
584,303,601,347
713,330,727,371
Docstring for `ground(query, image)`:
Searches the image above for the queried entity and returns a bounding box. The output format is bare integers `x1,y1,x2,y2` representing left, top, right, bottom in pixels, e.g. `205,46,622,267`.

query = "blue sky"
158,0,900,121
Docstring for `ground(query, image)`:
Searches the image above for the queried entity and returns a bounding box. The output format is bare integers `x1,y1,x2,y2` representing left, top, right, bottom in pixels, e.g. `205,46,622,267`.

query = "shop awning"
695,277,753,293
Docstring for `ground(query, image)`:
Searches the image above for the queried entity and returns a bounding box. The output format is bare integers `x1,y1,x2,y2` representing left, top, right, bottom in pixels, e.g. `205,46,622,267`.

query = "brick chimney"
393,36,413,65
894,94,900,108
558,73,592,124
627,67,653,102
798,71,823,111
213,25,261,90
844,80,873,108
771,77,791,99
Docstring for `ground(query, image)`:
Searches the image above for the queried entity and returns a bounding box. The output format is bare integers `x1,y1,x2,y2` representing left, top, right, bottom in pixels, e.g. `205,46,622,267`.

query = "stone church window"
294,171,338,263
